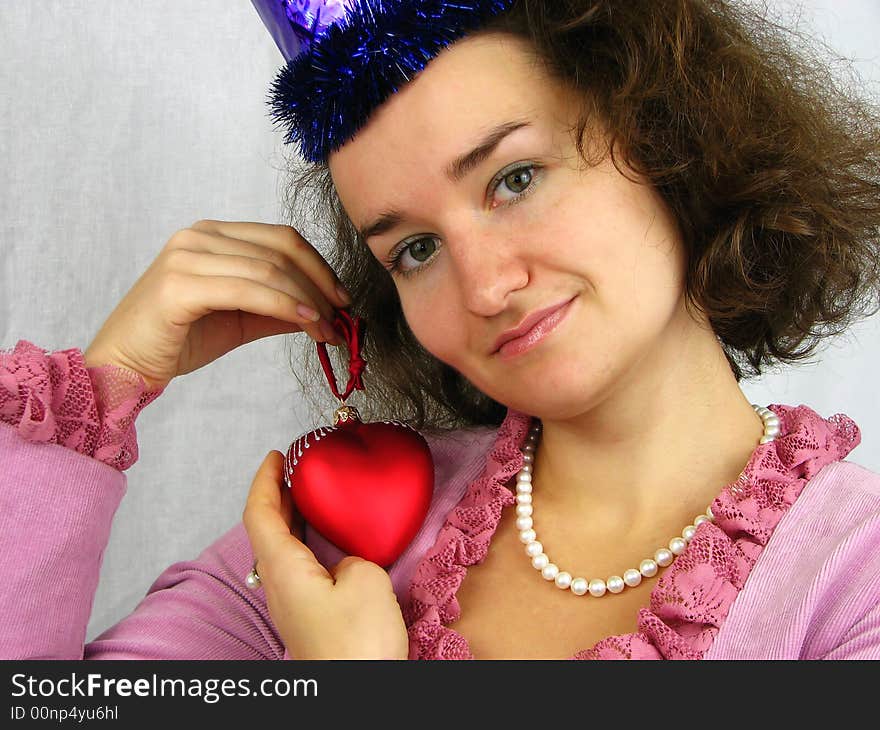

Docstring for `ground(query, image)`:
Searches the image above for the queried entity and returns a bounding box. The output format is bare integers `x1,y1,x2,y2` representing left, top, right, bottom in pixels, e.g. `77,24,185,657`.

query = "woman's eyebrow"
446,118,533,183
358,118,534,242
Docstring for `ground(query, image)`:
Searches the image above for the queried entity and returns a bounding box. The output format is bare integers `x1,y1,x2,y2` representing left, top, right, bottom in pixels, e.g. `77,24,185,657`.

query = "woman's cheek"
401,295,462,366
399,295,434,349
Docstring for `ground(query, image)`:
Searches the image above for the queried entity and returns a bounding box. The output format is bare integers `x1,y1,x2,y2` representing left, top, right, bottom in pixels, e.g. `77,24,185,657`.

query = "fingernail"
335,283,352,305
296,303,321,322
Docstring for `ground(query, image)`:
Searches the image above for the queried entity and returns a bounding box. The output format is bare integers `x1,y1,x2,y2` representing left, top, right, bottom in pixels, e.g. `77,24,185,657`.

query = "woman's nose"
446,229,529,317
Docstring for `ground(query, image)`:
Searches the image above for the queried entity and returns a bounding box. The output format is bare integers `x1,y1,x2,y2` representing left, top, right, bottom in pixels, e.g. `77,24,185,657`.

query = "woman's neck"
527,315,764,543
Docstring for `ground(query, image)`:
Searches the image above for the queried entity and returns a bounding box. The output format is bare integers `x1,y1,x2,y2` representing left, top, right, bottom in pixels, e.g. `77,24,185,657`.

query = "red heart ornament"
281,310,434,567
283,410,434,567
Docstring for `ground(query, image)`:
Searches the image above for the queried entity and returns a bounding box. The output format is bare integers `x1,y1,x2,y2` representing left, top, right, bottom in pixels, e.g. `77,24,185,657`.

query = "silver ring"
245,560,262,590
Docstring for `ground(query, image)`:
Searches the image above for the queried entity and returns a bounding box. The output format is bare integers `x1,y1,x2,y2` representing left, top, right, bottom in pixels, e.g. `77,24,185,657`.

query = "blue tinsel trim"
265,0,516,163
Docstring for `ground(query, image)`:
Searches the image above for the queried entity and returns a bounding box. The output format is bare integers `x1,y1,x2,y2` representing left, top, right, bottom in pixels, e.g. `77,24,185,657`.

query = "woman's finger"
165,242,340,329
188,219,351,311
169,274,328,343
159,246,333,343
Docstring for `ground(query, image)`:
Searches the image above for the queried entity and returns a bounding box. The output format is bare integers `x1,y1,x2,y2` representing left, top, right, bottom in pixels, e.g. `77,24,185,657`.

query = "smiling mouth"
493,296,577,360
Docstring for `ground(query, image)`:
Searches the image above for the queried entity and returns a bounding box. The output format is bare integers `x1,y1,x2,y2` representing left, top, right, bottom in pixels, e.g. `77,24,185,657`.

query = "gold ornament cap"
333,404,362,426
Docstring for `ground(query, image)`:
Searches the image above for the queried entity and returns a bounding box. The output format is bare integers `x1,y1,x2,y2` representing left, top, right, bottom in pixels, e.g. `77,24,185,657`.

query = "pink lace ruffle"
0,340,165,471
404,410,526,659
404,403,861,660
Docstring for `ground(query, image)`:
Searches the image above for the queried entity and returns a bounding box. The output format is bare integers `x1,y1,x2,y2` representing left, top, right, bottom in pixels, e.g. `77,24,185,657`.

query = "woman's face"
329,33,691,419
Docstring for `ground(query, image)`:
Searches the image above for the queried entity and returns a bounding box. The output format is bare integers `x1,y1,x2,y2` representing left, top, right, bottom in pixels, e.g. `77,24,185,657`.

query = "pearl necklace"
515,404,780,597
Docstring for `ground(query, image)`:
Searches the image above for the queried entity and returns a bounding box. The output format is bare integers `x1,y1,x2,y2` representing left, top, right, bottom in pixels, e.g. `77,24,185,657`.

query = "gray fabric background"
1,0,878,643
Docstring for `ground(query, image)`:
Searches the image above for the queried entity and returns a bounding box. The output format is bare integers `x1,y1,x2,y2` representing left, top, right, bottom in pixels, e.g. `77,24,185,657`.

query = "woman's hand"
83,220,351,391
242,451,409,660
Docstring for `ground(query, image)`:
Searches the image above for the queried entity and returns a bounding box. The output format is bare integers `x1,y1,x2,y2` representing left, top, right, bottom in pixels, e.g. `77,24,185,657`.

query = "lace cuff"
0,340,165,471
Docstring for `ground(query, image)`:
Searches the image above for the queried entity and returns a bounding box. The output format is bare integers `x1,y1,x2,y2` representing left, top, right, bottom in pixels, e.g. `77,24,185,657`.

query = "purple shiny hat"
250,0,516,164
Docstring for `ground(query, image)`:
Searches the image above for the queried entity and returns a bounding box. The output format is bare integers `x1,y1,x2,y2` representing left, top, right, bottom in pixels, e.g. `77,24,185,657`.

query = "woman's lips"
495,296,576,360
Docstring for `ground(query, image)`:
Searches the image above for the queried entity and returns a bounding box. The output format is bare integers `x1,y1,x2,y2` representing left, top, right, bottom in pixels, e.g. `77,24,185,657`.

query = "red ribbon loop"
316,310,367,401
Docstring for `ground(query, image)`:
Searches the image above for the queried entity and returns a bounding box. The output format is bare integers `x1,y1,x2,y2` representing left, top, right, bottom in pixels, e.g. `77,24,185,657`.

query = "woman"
2,0,879,659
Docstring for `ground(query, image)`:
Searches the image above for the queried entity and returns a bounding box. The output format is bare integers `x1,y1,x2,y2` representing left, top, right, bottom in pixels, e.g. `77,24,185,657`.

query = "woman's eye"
494,167,533,203
489,164,540,208
382,236,440,279
404,238,438,266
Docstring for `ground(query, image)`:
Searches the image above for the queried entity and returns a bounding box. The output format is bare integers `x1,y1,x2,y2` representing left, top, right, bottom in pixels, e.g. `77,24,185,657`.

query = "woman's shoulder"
771,456,880,589
709,457,880,658
800,458,880,524
826,459,880,496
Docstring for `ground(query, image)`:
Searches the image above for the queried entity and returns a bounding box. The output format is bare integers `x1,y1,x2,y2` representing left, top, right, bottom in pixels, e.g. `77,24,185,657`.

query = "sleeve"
0,339,164,471
0,340,285,660
84,520,286,660
0,422,129,658
0,423,287,659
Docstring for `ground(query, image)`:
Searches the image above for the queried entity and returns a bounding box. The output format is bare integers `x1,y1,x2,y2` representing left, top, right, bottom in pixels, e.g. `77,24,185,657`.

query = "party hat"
251,0,516,163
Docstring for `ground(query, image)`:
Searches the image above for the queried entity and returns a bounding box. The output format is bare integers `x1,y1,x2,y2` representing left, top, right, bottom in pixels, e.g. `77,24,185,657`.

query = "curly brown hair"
278,0,880,433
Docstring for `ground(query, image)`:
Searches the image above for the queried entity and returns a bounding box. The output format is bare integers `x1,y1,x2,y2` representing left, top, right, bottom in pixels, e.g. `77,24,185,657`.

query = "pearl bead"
606,575,625,593
669,537,687,555
516,493,532,505
519,529,536,544
525,541,543,557
516,516,534,531
588,578,607,597
694,514,710,527
541,563,559,580
518,472,532,483
516,482,533,494
516,504,533,517
623,569,642,587
521,464,532,474
682,525,697,541
571,578,588,596
639,559,658,577
245,573,260,589
654,548,674,567
532,553,549,570
554,571,572,589
706,504,715,520
522,453,533,464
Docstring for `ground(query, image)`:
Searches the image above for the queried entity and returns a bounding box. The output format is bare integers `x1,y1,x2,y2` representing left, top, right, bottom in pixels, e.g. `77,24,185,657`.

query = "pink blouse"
402,403,863,659
2,339,878,660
